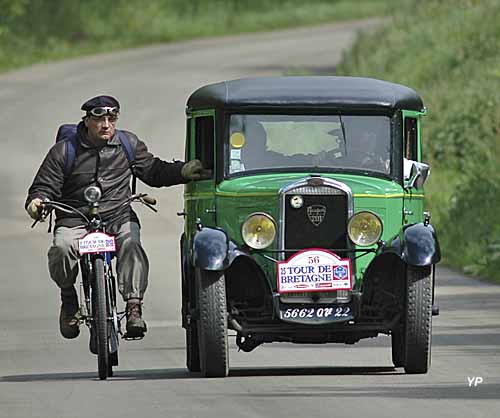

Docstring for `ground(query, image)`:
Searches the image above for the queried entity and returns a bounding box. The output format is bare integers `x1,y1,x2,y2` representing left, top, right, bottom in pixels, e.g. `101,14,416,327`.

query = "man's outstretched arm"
132,137,210,187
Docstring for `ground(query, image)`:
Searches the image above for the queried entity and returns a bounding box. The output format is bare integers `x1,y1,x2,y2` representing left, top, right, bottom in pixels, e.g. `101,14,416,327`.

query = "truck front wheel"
196,269,229,378
403,266,433,374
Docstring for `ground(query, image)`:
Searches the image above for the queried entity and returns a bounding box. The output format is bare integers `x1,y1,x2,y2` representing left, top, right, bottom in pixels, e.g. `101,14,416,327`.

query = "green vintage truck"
180,77,440,377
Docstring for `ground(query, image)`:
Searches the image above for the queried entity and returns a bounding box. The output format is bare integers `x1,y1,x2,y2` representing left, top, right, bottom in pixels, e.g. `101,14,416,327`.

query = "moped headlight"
347,211,383,246
241,213,276,249
84,186,102,203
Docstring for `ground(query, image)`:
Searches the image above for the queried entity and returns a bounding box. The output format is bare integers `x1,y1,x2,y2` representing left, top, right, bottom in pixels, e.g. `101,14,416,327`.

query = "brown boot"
125,299,147,338
59,287,80,339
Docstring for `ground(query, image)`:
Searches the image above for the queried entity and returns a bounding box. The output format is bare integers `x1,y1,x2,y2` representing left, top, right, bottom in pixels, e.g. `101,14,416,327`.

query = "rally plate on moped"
78,232,116,254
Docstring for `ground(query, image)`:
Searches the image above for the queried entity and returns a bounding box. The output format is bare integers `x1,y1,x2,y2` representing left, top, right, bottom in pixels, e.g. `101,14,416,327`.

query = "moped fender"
386,223,441,267
191,227,247,271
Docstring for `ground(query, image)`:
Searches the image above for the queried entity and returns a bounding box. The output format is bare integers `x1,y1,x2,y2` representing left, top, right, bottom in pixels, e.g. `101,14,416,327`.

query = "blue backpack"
56,123,138,191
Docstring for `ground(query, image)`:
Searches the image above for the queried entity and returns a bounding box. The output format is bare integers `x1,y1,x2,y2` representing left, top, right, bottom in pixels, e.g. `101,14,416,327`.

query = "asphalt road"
1,19,499,418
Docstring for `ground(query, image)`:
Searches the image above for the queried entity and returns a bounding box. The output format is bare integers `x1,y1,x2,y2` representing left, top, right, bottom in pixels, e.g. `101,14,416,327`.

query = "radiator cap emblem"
307,176,324,186
307,205,326,226
290,195,303,209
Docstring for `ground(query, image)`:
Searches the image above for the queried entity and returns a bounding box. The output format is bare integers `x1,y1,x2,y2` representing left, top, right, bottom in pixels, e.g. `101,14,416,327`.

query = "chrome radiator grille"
286,185,345,195
283,189,348,251
279,179,353,303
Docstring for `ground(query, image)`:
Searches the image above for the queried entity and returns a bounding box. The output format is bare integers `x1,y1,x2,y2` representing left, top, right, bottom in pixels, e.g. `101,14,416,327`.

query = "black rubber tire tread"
391,329,405,368
107,362,113,377
196,269,229,378
107,274,119,370
110,350,119,366
186,323,201,372
404,266,433,374
93,257,109,380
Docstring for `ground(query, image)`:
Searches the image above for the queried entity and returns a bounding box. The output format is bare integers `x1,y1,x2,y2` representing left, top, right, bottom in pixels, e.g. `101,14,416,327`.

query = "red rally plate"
277,248,352,293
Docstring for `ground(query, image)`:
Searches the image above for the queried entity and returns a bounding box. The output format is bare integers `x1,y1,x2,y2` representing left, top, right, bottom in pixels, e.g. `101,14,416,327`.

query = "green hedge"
336,0,500,282
0,0,394,72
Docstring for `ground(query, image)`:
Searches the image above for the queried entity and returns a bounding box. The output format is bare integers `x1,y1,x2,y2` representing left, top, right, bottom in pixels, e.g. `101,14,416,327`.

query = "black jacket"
26,122,187,228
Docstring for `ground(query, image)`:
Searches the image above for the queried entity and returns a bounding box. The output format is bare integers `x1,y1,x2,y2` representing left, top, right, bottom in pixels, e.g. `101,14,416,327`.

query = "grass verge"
0,0,396,73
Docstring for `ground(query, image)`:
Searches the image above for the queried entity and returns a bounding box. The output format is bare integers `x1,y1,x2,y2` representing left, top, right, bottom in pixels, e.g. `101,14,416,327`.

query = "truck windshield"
227,114,391,175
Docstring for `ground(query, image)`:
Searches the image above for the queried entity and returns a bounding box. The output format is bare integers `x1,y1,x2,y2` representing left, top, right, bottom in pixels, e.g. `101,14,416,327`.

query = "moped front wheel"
92,256,109,380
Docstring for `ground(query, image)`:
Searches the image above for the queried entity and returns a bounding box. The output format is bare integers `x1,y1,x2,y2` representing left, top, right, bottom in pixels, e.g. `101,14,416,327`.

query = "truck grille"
280,181,352,303
284,186,348,251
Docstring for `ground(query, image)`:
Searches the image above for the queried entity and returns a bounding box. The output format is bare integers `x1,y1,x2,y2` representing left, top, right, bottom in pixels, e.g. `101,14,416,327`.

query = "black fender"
191,227,248,271
385,222,441,267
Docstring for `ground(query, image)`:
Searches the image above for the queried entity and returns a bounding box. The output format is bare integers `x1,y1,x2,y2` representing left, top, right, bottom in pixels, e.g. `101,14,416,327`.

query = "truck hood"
217,173,403,197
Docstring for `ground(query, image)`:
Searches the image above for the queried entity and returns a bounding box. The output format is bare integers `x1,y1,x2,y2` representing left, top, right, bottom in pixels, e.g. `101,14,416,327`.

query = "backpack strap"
64,135,79,178
117,130,136,163
116,130,138,193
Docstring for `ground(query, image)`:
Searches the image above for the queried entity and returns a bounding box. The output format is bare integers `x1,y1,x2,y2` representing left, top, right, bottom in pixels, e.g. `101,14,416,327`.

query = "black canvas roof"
187,76,424,112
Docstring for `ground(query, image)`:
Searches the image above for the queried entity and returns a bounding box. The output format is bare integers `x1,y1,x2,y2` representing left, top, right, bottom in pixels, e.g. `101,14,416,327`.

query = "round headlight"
84,186,102,203
241,213,276,249
347,211,383,246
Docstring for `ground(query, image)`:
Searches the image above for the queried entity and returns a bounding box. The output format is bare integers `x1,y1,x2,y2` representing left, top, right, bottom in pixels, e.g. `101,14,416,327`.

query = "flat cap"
81,95,120,111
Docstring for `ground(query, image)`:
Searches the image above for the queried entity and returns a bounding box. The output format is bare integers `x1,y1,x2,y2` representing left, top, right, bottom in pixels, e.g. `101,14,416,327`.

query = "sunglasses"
87,106,120,117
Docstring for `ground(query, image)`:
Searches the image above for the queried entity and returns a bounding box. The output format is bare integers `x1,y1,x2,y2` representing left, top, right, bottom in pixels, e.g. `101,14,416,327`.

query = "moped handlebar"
142,195,157,206
131,193,157,213
31,193,158,228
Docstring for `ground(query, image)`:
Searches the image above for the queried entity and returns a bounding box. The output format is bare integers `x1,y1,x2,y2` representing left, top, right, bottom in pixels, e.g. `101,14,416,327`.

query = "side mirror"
404,158,430,189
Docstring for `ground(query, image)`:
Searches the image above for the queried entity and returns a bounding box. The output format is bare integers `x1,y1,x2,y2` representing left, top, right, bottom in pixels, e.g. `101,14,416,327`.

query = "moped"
33,186,157,379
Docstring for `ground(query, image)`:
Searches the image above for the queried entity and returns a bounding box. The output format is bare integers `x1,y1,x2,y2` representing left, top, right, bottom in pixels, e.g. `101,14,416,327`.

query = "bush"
337,0,500,282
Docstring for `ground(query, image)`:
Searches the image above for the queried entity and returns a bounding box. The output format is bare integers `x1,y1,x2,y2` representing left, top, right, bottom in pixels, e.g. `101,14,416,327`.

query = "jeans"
48,222,149,300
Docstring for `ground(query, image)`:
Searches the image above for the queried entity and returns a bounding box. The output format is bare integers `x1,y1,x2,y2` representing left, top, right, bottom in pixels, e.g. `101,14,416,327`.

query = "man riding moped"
26,95,208,340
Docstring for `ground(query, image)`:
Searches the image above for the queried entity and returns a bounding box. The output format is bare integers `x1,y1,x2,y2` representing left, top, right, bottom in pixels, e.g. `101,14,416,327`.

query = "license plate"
277,248,352,293
78,232,116,254
279,305,353,323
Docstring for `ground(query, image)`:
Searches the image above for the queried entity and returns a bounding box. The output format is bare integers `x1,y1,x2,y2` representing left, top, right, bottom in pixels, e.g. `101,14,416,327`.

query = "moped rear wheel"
92,257,109,380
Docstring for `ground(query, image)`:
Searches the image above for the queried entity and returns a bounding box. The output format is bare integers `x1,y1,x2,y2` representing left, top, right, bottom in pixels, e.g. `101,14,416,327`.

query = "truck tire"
196,269,229,377
186,322,201,372
391,329,405,368
404,266,433,374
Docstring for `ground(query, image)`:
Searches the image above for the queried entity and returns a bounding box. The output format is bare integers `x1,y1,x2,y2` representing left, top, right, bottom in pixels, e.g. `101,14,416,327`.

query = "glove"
181,159,212,180
27,198,43,220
